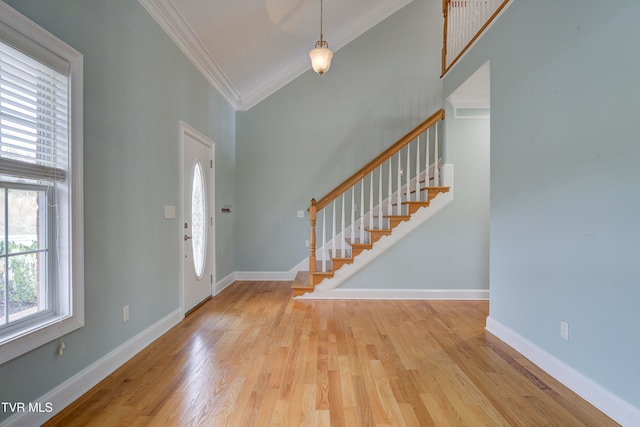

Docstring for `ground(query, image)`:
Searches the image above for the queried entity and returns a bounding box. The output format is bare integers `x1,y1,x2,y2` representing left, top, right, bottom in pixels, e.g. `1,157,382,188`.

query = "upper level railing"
307,109,445,278
442,0,510,75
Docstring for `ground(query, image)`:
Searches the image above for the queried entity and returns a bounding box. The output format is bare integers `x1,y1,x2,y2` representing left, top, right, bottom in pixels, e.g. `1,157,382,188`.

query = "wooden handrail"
442,0,449,76
310,108,445,212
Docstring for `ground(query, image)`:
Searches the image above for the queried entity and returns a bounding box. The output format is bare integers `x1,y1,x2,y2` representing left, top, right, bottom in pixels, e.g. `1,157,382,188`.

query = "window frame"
0,2,83,365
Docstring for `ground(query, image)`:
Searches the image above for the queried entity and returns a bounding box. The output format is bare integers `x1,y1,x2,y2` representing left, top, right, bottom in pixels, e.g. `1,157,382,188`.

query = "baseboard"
486,316,640,426
215,272,237,294
235,270,297,281
296,288,489,300
1,309,182,427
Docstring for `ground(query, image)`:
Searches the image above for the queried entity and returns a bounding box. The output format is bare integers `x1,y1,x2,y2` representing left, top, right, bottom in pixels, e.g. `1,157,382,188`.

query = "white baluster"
378,165,383,229
468,0,472,37
369,173,374,233
350,187,355,243
406,143,411,203
425,128,430,189
455,1,461,58
359,178,365,243
434,122,440,186
387,158,393,215
321,208,326,272
416,136,421,201
451,1,456,62
397,152,402,215
332,201,336,260
341,193,346,257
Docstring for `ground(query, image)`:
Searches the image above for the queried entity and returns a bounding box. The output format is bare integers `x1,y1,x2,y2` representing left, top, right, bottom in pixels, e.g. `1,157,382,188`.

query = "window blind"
0,38,68,183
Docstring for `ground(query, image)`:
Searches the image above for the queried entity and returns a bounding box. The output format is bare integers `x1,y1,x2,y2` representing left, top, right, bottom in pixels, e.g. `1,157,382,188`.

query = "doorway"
180,122,215,315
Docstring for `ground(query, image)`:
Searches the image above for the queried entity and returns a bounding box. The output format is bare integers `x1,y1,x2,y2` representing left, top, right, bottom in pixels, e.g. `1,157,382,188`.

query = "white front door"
181,123,214,315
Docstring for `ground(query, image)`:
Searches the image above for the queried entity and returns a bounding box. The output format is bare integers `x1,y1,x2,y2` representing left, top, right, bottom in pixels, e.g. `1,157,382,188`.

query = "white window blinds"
0,38,69,183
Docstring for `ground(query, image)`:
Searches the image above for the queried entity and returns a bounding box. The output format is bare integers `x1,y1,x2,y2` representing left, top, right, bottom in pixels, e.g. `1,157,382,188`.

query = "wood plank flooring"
45,281,617,426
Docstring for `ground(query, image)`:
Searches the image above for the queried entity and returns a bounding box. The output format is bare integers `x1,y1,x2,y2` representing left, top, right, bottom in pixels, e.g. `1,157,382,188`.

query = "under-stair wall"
302,103,490,298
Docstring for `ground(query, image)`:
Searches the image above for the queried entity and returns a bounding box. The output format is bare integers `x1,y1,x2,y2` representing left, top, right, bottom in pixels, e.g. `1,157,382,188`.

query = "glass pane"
191,162,206,278
0,188,5,255
8,189,43,253
0,188,5,324
0,255,5,324
7,252,43,322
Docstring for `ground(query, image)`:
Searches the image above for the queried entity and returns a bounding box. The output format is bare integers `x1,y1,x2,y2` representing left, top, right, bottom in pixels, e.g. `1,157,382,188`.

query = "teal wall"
340,103,490,289
0,0,235,420
443,0,640,411
235,0,443,272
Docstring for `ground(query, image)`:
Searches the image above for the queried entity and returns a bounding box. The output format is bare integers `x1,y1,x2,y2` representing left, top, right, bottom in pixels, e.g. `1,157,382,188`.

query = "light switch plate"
164,205,176,219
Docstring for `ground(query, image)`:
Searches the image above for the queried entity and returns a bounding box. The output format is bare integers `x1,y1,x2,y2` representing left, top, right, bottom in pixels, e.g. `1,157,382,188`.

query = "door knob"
184,235,192,241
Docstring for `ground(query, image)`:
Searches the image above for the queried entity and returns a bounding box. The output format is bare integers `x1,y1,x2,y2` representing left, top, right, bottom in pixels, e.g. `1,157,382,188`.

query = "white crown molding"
138,0,415,111
240,0,416,110
486,317,640,426
137,0,242,109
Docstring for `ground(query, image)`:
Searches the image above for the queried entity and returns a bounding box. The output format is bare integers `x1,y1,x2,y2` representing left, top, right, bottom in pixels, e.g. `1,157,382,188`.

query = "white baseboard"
235,270,297,281
215,272,237,294
486,316,640,426
296,288,489,300
1,309,182,427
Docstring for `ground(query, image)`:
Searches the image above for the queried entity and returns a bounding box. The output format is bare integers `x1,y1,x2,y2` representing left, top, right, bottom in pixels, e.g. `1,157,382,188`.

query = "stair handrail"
307,108,445,277
310,109,444,213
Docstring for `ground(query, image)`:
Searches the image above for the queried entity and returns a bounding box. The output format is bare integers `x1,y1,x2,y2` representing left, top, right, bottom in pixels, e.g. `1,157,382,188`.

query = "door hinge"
210,217,213,226
210,160,213,168
210,274,213,284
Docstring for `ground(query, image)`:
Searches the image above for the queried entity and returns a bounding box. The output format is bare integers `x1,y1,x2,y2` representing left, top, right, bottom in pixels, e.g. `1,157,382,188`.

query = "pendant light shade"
310,0,333,75
309,41,333,75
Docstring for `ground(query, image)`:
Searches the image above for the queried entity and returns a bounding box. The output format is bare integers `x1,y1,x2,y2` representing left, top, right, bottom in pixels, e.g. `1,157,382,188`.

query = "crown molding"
137,0,243,109
138,0,415,111
239,0,415,110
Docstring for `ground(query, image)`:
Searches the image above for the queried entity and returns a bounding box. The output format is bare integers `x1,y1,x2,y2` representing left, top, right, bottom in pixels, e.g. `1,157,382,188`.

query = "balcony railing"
442,0,510,75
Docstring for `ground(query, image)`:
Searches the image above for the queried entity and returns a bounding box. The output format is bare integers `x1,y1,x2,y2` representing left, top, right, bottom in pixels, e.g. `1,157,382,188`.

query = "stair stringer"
296,164,454,299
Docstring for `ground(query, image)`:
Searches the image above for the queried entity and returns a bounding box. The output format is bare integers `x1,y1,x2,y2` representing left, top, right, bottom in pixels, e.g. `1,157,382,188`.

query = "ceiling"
138,0,415,110
447,61,490,109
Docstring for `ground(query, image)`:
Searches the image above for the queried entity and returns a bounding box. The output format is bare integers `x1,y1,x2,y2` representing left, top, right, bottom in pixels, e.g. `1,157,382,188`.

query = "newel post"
308,199,317,282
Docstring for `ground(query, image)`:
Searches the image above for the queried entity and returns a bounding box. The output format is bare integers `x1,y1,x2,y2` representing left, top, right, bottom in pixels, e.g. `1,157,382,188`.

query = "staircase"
292,186,450,296
292,109,451,297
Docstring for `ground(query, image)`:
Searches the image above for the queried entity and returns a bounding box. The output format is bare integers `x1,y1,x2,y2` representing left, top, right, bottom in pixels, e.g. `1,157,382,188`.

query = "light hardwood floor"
45,281,617,426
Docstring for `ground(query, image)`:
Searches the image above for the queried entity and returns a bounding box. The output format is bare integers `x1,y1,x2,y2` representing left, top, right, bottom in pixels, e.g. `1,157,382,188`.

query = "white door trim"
179,121,216,317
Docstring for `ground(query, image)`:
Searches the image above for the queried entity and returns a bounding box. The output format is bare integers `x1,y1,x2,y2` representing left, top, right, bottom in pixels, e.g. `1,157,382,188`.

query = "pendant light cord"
320,0,324,42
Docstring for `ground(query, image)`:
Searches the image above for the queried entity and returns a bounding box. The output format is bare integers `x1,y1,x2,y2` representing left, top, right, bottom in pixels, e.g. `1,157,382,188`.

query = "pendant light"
309,0,333,75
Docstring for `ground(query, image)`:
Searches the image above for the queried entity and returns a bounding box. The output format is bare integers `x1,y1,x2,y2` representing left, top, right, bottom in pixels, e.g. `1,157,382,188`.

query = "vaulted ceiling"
138,0,415,110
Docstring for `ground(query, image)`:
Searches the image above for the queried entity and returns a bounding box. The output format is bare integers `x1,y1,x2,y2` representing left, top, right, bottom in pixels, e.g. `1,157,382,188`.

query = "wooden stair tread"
291,271,313,297
349,243,373,248
309,270,334,287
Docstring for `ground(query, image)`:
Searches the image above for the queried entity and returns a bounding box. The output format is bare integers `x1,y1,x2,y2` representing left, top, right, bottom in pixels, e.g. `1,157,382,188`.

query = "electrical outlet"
305,240,309,248
560,321,569,340
123,305,130,322
297,210,305,218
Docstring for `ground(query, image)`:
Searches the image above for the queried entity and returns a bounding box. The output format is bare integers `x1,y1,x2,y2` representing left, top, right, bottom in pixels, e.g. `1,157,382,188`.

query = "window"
191,161,208,279
0,3,83,364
